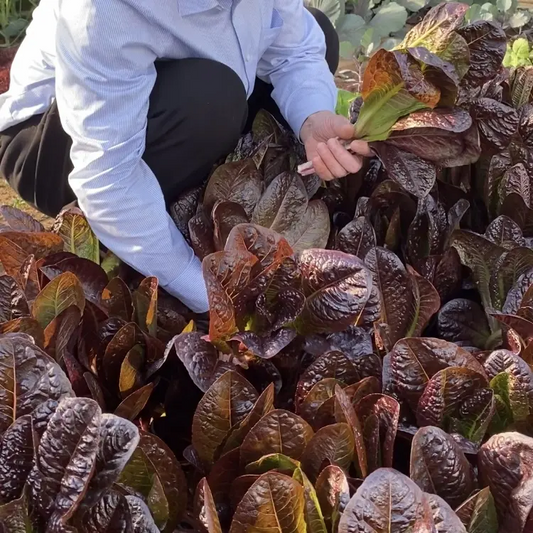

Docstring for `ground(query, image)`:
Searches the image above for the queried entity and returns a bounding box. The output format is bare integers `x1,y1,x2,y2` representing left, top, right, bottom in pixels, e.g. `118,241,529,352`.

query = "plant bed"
0,2,533,532
0,45,17,94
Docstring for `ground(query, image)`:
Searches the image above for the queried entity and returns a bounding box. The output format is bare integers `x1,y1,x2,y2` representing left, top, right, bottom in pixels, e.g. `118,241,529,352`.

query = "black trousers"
0,8,339,218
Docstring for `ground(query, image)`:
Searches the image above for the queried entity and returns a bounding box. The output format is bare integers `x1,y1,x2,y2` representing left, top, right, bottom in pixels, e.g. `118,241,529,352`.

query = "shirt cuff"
285,86,338,140
163,255,209,313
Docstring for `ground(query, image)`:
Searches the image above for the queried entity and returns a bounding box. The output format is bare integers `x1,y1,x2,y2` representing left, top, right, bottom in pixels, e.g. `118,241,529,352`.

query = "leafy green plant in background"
504,36,533,66
0,0,37,47
307,0,533,62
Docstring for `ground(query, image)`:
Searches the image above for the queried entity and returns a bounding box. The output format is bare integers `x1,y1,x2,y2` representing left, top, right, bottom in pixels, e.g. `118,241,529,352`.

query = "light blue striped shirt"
0,0,337,312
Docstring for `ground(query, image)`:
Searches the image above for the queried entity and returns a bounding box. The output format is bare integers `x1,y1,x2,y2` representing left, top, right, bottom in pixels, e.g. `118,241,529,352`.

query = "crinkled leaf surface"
229,472,306,533
0,493,34,533
371,141,437,199
240,409,314,465
386,108,473,164
0,275,29,323
167,332,227,392
336,216,376,259
470,98,519,155
296,249,372,335
252,172,308,236
296,351,360,409
0,415,33,504
428,493,467,533
0,333,73,436
451,230,504,309
192,371,258,465
29,397,101,522
301,423,355,482
458,21,506,89
41,257,108,308
437,298,491,349
354,394,400,473
315,465,350,533
204,160,263,218
478,432,533,532
338,468,434,533
203,250,258,342
83,490,133,533
222,383,275,454
284,200,330,254
416,367,488,428
82,413,140,511
119,431,187,533
212,201,249,251
390,337,486,411
410,426,476,508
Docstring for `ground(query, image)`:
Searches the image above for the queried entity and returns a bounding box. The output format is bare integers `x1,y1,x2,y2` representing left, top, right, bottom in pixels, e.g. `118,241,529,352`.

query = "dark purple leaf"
204,159,263,218
29,397,101,523
354,394,399,473
370,143,437,199
390,337,487,411
410,426,476,508
0,415,33,504
470,98,519,155
416,367,488,428
0,275,29,323
296,249,372,335
212,201,249,251
338,468,434,532
0,333,73,436
437,299,491,349
335,216,376,259
458,21,506,89
478,432,533,532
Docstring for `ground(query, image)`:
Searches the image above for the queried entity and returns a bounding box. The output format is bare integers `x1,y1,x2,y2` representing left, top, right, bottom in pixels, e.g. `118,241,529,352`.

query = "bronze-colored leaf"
194,478,222,533
32,272,85,329
338,468,434,533
315,465,350,533
229,472,306,533
132,277,158,337
55,207,99,263
301,423,355,482
240,410,314,466
192,371,258,465
115,382,155,421
119,431,188,533
101,277,134,322
204,160,263,218
222,382,275,453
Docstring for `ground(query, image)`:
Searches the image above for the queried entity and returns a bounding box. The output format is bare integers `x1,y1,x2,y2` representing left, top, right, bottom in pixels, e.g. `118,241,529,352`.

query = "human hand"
299,111,372,181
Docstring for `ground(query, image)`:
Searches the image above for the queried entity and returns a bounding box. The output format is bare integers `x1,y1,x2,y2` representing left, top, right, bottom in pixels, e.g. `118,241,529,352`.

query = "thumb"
332,114,355,140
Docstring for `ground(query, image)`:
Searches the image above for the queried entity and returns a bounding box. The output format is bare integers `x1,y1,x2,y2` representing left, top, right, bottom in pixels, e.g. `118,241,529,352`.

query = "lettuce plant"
1,2,533,531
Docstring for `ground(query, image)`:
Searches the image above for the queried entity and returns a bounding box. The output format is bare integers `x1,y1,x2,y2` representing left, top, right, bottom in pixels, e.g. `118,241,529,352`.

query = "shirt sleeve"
257,1,338,138
55,0,209,313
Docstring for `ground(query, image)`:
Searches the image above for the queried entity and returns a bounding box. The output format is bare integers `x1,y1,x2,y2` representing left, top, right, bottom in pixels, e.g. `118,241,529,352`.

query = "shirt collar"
178,0,220,16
